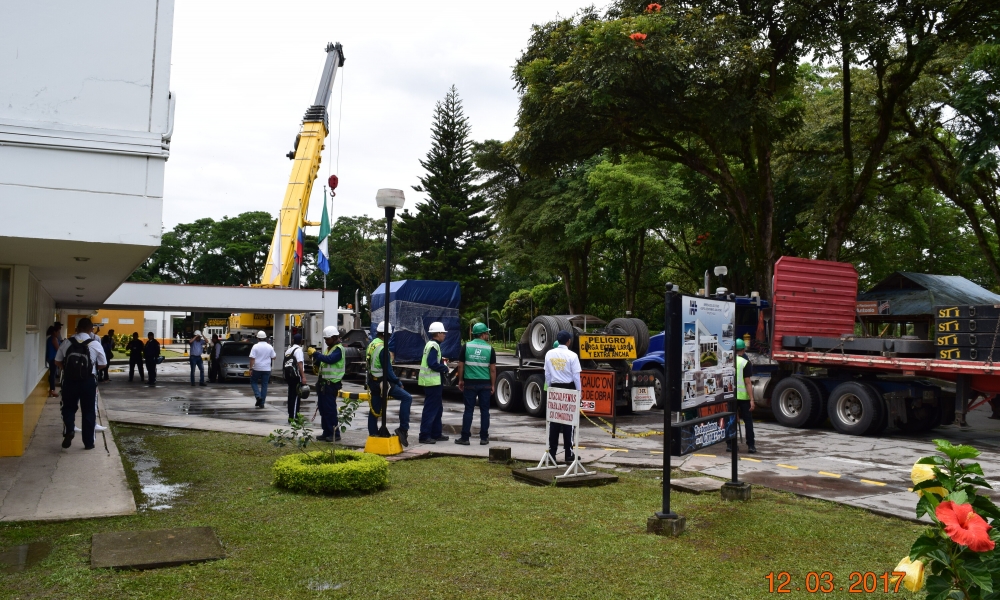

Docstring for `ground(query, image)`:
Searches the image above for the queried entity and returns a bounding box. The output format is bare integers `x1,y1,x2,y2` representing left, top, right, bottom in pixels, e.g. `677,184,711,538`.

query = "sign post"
546,387,592,479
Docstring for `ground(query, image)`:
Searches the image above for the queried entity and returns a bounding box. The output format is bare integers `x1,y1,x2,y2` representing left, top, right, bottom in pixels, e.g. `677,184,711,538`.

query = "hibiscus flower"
646,3,662,12
630,32,648,41
910,462,947,497
891,557,925,592
935,501,995,552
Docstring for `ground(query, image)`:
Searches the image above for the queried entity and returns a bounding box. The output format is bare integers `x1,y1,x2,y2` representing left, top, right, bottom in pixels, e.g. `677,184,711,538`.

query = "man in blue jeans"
366,322,413,446
189,330,206,386
249,330,276,408
456,322,495,446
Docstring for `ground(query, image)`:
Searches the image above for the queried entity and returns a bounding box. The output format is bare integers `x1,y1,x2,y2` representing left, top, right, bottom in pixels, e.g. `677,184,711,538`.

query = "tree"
395,86,495,307
212,211,277,286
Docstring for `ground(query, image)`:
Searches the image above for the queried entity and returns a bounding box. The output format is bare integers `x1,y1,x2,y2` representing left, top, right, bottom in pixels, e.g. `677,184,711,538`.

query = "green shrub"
272,450,388,494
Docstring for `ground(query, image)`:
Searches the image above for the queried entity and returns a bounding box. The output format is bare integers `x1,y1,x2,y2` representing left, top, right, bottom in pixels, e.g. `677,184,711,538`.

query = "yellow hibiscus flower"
911,462,947,497
891,557,926,592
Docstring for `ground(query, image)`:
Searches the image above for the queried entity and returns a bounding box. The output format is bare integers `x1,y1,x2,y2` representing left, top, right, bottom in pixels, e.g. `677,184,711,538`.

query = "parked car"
219,341,254,382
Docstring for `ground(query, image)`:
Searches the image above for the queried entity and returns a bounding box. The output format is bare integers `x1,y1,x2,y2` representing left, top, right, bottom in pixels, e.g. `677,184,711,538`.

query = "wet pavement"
98,362,1000,522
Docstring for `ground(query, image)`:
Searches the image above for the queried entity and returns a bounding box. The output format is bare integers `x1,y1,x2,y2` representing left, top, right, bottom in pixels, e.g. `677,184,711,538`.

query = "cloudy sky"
163,0,592,232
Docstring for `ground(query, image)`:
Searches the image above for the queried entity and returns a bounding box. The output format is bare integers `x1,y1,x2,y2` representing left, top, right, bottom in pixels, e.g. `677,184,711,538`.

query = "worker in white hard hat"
249,330,276,408
189,330,206,387
366,321,413,446
310,326,346,442
418,322,451,444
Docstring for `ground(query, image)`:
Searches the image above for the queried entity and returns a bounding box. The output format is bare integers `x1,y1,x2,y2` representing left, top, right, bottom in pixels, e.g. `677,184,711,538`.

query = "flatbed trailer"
757,257,999,435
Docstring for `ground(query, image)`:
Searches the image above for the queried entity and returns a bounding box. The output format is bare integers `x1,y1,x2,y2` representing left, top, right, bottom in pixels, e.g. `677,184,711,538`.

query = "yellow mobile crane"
229,43,345,337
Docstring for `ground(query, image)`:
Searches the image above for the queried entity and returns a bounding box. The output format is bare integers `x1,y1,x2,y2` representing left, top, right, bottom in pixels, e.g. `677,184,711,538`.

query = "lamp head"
714,266,728,277
375,188,405,209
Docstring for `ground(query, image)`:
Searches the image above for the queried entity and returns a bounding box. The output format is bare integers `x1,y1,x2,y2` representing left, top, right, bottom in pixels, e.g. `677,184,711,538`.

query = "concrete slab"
672,476,725,494
0,391,135,522
511,467,618,487
91,526,225,569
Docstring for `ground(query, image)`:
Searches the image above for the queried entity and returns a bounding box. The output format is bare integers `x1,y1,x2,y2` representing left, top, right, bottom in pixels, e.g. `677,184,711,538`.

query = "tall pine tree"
396,86,495,307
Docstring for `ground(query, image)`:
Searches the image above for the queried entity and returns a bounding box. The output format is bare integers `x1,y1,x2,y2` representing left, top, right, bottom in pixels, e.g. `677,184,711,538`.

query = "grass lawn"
1,425,926,599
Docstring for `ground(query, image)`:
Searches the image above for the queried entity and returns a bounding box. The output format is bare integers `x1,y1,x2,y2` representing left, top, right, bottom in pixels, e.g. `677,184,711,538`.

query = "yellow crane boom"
259,42,345,288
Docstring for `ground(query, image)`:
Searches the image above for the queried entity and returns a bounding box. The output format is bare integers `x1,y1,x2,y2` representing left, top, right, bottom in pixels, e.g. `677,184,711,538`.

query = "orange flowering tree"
899,439,1000,598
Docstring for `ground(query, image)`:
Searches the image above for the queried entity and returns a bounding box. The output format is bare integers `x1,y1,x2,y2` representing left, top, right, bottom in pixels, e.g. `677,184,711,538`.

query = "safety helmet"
298,383,311,399
735,339,746,350
256,330,267,339
323,325,340,338
428,322,446,334
472,322,489,335
193,330,202,337
376,321,394,334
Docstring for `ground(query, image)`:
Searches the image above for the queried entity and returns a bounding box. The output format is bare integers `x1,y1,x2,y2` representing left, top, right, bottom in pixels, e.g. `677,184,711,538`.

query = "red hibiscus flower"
935,501,995,552
646,3,662,12
630,32,648,41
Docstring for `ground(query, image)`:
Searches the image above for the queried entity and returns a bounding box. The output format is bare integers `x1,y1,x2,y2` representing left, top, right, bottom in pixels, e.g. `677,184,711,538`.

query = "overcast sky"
163,0,592,232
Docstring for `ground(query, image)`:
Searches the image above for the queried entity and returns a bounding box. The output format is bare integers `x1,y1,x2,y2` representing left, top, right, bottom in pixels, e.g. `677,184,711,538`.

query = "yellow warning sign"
578,335,637,360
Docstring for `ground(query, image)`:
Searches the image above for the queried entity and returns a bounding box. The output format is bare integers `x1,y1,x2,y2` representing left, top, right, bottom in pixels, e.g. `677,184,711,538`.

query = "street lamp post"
375,189,405,437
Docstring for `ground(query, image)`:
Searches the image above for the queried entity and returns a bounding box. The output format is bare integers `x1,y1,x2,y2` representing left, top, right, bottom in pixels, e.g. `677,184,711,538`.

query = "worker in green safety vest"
417,322,451,444
726,338,757,454
310,326,346,442
455,322,496,446
366,321,413,446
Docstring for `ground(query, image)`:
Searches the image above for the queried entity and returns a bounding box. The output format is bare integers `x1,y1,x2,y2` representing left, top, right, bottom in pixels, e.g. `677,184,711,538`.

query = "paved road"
102,362,1000,521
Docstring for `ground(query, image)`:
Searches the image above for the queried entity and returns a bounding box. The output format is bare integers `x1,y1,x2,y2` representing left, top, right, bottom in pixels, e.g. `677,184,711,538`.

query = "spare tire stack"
607,317,650,357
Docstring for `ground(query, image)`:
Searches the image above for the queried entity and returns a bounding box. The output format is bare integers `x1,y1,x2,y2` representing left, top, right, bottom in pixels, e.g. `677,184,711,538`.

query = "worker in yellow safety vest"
310,326,346,442
418,322,451,444
366,322,413,446
727,338,757,454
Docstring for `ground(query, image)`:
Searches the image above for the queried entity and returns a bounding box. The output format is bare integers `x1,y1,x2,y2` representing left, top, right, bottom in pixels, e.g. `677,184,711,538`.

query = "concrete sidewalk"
0,391,136,522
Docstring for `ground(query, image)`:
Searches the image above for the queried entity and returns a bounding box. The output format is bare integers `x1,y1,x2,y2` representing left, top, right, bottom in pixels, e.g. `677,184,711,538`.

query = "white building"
0,0,175,456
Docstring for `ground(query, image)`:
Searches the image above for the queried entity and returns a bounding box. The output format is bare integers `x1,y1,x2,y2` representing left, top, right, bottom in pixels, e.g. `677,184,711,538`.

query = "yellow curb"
741,457,762,462
777,464,799,470
860,479,887,486
693,453,716,458
603,448,627,452
818,471,842,478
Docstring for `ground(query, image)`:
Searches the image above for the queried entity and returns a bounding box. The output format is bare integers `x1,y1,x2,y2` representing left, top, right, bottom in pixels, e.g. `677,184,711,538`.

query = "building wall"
90,309,148,340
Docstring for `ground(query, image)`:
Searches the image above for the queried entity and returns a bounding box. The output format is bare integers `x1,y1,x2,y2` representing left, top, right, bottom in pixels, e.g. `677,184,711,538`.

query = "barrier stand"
527,419,562,471
555,426,592,480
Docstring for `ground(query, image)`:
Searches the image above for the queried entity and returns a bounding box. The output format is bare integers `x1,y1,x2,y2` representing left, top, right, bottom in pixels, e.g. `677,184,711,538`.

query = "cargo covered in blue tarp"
370,280,461,363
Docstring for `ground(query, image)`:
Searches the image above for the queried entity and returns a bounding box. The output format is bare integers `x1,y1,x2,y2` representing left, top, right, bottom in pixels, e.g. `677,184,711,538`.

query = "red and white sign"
546,388,581,428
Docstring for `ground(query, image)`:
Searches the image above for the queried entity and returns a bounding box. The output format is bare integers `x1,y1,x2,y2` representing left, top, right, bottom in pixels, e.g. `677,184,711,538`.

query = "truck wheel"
528,316,559,359
628,318,650,357
799,377,828,427
770,376,823,428
864,384,889,435
895,400,941,434
827,382,883,435
652,368,666,409
495,371,523,412
523,374,546,417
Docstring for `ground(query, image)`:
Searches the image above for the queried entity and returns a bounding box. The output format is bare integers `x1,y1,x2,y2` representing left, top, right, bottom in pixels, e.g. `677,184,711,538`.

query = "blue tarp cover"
370,280,462,363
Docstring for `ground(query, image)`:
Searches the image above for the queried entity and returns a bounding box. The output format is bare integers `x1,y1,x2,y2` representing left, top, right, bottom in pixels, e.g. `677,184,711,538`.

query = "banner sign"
856,300,890,315
580,370,615,417
631,386,656,411
546,388,581,428
681,296,736,409
671,413,737,456
578,335,637,360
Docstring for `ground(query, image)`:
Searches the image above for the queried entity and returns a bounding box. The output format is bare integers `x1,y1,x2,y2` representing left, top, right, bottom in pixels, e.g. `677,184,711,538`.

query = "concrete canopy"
101,282,337,314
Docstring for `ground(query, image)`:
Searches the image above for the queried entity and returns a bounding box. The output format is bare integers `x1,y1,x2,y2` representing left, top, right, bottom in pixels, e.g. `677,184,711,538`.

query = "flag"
317,188,331,275
295,227,305,266
269,214,282,284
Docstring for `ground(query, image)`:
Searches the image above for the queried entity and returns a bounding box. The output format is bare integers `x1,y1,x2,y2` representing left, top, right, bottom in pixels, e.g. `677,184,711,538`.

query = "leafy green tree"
395,86,495,307
212,211,276,286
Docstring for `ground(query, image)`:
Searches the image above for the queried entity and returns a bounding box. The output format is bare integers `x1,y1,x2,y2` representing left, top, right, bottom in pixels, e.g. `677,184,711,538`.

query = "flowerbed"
272,450,388,494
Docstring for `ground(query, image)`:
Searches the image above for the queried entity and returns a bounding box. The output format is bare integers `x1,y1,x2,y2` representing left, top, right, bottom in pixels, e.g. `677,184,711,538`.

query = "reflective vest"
736,354,749,400
419,341,443,387
463,338,492,380
366,337,385,379
320,343,345,383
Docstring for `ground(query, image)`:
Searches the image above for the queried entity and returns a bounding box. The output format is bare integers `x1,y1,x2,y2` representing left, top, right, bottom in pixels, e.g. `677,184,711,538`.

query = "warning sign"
580,370,615,417
546,388,581,427
578,335,637,360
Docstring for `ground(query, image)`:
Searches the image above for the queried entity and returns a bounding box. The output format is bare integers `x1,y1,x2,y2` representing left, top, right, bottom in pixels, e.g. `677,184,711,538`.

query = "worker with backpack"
54,317,108,450
283,333,308,422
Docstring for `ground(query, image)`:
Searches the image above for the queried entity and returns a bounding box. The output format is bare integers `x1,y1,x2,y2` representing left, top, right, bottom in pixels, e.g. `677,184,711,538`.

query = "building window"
0,267,10,351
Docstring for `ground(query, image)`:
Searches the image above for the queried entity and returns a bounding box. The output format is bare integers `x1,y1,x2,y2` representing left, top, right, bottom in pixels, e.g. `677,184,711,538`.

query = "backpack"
283,345,300,379
63,338,94,383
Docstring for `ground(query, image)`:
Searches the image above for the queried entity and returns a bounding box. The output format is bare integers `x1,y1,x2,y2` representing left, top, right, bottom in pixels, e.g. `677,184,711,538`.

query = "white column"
273,313,286,378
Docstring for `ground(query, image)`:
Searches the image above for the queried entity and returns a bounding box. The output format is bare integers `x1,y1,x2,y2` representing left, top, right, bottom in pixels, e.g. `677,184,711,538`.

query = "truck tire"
495,371,523,412
527,316,560,359
608,318,640,355
523,374,547,417
799,377,828,427
628,318,650,357
770,376,823,428
863,384,889,435
827,381,883,435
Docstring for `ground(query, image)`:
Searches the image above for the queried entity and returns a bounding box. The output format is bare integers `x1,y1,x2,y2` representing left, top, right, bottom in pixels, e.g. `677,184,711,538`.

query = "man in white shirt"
189,330,206,387
249,330,276,408
54,317,108,450
544,330,582,463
